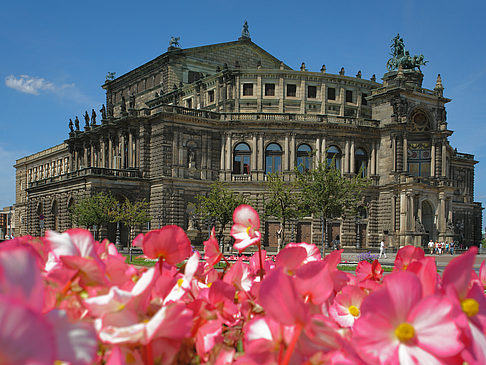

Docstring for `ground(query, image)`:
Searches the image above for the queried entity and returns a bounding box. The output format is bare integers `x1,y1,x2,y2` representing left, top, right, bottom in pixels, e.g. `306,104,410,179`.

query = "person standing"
450,241,455,255
379,239,387,259
428,239,434,255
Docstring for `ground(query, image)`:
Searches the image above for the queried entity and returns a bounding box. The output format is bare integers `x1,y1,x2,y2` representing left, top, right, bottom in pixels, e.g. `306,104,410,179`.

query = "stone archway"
422,200,435,241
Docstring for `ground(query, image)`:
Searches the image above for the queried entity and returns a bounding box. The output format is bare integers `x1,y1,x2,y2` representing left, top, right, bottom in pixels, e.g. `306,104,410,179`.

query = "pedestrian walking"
379,240,387,259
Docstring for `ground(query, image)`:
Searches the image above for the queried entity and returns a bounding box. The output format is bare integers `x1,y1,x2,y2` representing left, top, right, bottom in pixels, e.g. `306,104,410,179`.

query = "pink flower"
394,245,425,271
354,271,463,364
329,285,367,328
142,225,192,265
204,227,223,272
230,205,261,252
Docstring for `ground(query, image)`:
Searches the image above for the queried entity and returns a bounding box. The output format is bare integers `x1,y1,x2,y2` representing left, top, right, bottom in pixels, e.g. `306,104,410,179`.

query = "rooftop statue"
241,21,250,39
386,34,428,72
169,37,180,48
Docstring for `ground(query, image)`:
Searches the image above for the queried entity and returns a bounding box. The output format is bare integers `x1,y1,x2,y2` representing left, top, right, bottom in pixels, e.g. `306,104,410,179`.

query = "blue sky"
1,0,485,227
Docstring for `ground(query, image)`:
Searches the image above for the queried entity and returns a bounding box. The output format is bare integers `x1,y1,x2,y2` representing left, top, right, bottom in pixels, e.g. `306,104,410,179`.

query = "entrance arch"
422,200,435,241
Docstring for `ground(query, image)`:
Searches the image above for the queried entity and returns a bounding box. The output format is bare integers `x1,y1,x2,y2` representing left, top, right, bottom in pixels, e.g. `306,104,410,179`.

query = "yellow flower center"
177,278,184,287
349,305,360,317
461,298,479,317
395,322,415,343
246,226,253,235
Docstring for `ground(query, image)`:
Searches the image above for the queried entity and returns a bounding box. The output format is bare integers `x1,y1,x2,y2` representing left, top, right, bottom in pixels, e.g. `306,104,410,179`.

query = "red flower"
142,225,192,265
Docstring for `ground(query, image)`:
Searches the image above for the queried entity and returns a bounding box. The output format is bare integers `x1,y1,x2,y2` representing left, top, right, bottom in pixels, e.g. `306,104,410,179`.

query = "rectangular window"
286,84,297,97
243,83,253,96
346,90,353,103
307,85,317,98
327,87,336,100
264,83,275,96
361,93,368,106
208,90,214,103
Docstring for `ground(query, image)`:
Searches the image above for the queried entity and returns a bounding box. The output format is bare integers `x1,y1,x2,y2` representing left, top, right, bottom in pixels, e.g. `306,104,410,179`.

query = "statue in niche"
74,116,80,130
415,218,425,233
129,93,135,109
91,109,97,125
121,96,127,113
100,104,107,120
84,111,90,127
188,148,196,168
69,119,74,133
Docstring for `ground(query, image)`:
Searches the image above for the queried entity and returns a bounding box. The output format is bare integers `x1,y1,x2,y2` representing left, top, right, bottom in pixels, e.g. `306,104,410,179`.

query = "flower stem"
258,243,264,281
145,341,153,365
281,323,303,365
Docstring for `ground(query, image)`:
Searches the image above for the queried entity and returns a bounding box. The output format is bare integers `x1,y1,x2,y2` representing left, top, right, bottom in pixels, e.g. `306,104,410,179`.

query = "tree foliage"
70,192,117,232
195,182,248,241
114,198,151,238
264,173,302,246
295,161,370,249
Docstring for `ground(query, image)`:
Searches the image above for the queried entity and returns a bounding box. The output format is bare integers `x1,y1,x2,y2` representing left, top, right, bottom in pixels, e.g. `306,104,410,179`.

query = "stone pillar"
173,131,179,177
439,193,446,234
344,139,350,173
339,86,345,116
235,75,240,113
290,134,295,170
403,135,408,173
399,191,407,246
321,137,326,164
350,139,355,174
128,132,133,168
201,134,207,170
300,79,306,114
278,76,284,113
320,81,327,114
356,90,362,118
251,134,257,173
120,134,126,169
220,134,225,171
392,136,397,172
315,136,321,166
256,74,262,112
83,145,88,168
258,134,264,180
284,134,289,171
430,141,436,177
370,142,376,175
108,137,113,169
225,134,232,173
441,142,447,177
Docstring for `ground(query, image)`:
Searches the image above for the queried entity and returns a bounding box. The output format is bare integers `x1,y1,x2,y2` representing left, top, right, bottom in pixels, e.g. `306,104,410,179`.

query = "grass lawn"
122,255,394,272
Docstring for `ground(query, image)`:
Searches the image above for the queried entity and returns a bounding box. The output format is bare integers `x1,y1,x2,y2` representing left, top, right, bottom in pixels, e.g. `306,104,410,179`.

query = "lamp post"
355,216,361,249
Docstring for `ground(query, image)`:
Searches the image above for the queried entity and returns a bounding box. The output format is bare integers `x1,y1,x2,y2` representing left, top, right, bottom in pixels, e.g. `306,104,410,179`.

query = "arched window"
265,143,282,174
233,143,251,174
326,146,342,170
355,148,368,177
297,144,312,172
52,200,59,232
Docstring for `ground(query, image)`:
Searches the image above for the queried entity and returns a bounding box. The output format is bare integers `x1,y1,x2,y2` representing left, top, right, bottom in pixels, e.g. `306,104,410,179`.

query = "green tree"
195,181,248,250
113,198,151,243
264,173,302,250
296,161,369,252
70,192,118,239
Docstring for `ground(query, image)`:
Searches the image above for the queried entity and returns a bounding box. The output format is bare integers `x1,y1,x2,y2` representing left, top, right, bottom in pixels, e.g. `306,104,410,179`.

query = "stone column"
439,193,446,234
356,91,362,118
225,133,232,173
278,76,284,113
430,141,436,177
315,136,321,166
173,131,179,176
399,191,407,246
344,139,350,173
350,139,355,174
120,134,126,169
256,74,262,113
201,134,207,170
392,136,397,172
235,75,240,113
128,132,133,168
441,142,447,177
370,142,376,176
284,134,289,171
220,134,225,171
300,79,306,114
251,134,257,173
339,86,345,116
108,137,113,169
83,145,88,168
403,135,408,173
320,81,327,114
290,133,296,170
321,137,326,164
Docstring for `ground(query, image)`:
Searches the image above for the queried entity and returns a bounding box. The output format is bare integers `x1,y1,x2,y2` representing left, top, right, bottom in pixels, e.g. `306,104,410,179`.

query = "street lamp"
355,216,361,249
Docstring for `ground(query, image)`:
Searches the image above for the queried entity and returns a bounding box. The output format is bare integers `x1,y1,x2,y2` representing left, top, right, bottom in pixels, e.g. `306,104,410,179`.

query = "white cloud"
4,74,94,104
